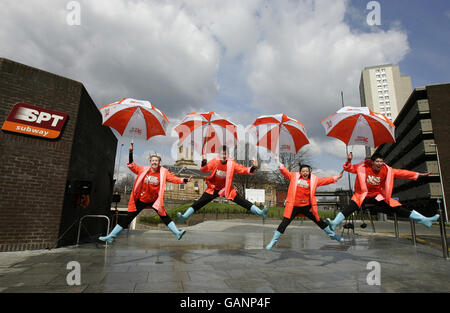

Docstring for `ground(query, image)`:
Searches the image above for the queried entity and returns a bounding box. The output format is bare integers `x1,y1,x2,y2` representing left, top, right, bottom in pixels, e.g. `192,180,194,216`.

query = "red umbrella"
249,113,309,154
321,106,395,148
99,97,169,142
175,112,238,155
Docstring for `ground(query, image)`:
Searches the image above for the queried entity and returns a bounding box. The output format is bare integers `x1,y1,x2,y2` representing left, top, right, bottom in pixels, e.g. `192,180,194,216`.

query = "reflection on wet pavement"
0,220,448,293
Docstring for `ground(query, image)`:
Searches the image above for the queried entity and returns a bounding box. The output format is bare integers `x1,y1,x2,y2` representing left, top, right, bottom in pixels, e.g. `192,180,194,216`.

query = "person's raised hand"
347,152,353,162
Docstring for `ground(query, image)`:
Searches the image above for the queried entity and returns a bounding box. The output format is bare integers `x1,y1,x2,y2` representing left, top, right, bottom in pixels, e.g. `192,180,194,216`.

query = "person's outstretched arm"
126,144,144,174
274,155,292,180
200,155,215,173
129,143,134,163
167,172,192,184
393,168,430,180
317,170,344,186
343,152,363,174
234,158,258,175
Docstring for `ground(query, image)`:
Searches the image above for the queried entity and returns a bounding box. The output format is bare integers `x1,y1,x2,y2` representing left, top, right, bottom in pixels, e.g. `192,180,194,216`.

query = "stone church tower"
174,145,197,169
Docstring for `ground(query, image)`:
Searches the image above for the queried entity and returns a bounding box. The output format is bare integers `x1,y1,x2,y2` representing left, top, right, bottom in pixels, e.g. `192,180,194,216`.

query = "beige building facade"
360,64,412,156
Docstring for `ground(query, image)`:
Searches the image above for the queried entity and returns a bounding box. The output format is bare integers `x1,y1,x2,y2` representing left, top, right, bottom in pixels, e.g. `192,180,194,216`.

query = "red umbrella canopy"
175,112,238,155
249,113,309,154
321,106,395,148
99,98,169,140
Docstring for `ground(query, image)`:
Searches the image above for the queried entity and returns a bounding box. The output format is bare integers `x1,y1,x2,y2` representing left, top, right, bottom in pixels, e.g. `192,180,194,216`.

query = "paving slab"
0,219,448,293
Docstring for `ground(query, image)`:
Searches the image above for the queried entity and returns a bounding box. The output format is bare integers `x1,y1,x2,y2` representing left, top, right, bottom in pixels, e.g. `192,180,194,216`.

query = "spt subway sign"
2,103,68,139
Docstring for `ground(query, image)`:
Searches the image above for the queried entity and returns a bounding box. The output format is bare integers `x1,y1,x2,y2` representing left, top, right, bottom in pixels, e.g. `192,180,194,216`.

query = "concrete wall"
375,84,450,220
427,84,450,220
58,87,117,247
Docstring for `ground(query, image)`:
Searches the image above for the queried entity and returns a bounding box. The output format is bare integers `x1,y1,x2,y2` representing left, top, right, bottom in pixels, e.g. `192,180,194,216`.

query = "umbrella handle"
345,147,352,162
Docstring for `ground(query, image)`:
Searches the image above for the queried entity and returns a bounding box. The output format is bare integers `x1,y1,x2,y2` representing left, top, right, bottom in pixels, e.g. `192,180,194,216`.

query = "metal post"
351,213,355,236
341,92,354,201
394,212,399,238
430,144,448,223
115,199,119,226
368,209,376,233
437,199,449,260
115,143,124,183
410,220,417,246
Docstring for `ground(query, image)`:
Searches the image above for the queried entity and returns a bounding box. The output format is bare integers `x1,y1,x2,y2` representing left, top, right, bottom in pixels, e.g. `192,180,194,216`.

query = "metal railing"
410,219,417,246
76,215,110,246
394,213,399,238
393,201,448,259
437,199,449,260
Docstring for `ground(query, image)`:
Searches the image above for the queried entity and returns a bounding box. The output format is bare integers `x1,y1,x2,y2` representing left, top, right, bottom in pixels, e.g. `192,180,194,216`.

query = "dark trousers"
277,205,328,234
191,189,254,212
342,198,411,218
119,200,172,228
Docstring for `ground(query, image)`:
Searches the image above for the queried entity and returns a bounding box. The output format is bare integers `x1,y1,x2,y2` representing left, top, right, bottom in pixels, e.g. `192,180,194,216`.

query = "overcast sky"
1,0,449,190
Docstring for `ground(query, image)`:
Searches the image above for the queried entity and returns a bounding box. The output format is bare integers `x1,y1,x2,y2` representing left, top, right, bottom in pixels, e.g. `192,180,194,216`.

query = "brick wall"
0,58,116,251
0,58,82,251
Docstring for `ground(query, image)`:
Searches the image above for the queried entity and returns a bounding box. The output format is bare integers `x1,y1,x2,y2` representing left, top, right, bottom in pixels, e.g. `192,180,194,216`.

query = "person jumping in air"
99,144,192,244
177,145,268,223
326,152,439,231
265,155,344,250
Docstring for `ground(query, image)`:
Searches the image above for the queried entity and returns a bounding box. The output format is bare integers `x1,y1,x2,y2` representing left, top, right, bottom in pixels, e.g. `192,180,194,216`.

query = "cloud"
0,0,221,118
1,0,411,178
181,0,261,59
319,138,367,160
244,0,410,137
302,138,322,156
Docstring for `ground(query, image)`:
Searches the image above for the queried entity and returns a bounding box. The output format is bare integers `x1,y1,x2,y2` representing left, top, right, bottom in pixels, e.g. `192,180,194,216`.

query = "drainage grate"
319,245,350,251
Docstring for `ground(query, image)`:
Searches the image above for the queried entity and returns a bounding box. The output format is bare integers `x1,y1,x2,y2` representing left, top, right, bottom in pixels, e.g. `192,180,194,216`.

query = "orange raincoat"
343,160,419,208
279,165,338,221
126,162,184,215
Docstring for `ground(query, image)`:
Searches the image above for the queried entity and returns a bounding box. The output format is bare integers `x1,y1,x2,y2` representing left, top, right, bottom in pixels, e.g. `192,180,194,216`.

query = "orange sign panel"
2,103,68,139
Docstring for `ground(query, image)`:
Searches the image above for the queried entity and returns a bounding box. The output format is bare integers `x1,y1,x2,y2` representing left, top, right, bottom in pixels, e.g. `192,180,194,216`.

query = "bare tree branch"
114,173,134,194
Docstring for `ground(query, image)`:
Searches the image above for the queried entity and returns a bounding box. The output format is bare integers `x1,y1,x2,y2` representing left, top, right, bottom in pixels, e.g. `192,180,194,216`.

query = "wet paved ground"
0,219,449,293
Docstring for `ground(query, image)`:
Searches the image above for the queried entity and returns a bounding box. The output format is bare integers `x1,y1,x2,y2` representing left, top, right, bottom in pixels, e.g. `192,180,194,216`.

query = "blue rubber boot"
168,221,186,240
262,205,268,219
99,224,123,244
177,207,195,223
250,205,267,218
266,230,281,250
326,212,345,231
409,210,440,228
323,226,344,243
